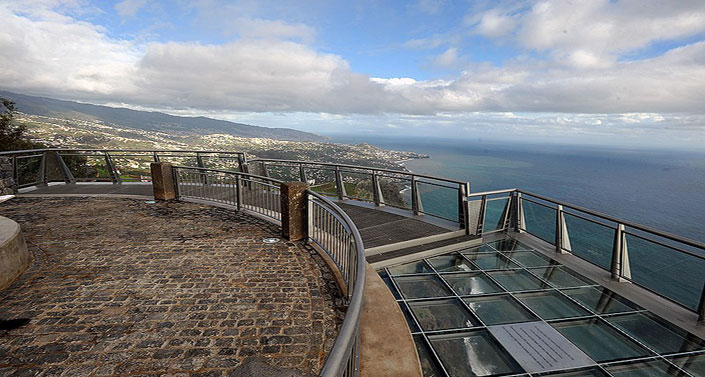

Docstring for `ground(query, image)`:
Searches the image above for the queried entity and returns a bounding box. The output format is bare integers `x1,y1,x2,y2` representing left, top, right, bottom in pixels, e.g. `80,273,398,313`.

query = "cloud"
433,47,461,68
1,0,705,122
474,9,517,38
115,0,147,17
471,0,705,68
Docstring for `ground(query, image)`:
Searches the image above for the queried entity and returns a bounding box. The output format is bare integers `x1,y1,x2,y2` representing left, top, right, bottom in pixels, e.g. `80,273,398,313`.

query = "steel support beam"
104,152,121,184
335,166,346,200
52,151,75,184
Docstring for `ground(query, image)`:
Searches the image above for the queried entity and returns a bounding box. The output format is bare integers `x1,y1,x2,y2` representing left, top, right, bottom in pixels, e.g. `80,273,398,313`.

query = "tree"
0,97,42,151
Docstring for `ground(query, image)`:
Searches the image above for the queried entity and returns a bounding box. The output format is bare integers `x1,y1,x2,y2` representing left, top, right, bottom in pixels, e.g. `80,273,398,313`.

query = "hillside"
0,90,326,142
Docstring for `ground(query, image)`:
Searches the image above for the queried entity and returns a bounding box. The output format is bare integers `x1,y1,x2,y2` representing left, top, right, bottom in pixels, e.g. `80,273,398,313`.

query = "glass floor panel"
388,260,433,275
414,335,446,377
488,270,551,292
561,287,642,314
442,272,504,296
465,253,521,270
536,367,610,376
528,266,595,288
428,254,477,272
669,352,705,376
552,318,652,362
408,298,480,331
429,330,525,376
604,359,689,377
400,302,421,333
505,250,557,268
464,294,538,325
394,275,452,299
487,239,533,251
380,237,705,377
516,290,591,320
607,312,705,354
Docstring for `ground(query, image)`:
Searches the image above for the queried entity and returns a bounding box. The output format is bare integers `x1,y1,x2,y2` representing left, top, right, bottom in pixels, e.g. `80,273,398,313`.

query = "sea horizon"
328,133,705,243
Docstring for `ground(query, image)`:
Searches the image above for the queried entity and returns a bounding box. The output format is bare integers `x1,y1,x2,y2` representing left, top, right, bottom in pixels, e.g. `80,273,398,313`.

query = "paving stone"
0,197,344,376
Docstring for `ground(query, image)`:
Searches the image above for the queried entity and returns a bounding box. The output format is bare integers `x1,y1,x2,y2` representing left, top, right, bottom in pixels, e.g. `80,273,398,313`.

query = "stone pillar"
280,182,308,241
151,162,176,200
0,157,16,195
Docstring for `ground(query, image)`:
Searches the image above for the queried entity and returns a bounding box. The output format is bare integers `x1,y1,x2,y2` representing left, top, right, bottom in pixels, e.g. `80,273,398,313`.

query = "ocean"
330,134,705,309
330,135,705,244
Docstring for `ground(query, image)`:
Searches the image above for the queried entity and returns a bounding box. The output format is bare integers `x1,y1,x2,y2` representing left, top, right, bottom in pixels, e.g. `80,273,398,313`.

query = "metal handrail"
518,189,705,252
171,165,282,184
249,157,467,185
467,188,705,318
307,190,366,377
0,148,247,156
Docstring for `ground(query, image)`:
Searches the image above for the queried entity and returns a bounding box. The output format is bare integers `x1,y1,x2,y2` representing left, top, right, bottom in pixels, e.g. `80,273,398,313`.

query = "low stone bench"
0,215,30,290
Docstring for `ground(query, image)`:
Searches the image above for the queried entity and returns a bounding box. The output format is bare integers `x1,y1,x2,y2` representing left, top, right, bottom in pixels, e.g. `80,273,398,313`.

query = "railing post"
372,171,385,207
299,164,307,183
238,154,249,174
196,152,209,185
104,152,121,184
697,282,705,324
260,162,269,177
153,152,160,162
150,162,176,200
280,182,308,241
12,156,18,186
555,205,571,253
52,151,75,184
411,175,423,215
458,183,468,229
235,175,242,211
334,166,346,200
515,192,524,232
38,152,47,186
610,224,633,281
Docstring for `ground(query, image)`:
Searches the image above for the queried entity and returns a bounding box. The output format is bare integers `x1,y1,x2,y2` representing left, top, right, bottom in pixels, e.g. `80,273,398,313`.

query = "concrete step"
368,234,481,268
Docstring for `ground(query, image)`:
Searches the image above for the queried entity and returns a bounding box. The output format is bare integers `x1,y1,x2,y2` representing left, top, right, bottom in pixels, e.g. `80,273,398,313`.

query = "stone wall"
0,157,16,195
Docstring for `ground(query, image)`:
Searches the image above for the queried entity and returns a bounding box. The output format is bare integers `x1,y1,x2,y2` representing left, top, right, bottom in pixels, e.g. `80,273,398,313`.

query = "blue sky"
2,0,705,148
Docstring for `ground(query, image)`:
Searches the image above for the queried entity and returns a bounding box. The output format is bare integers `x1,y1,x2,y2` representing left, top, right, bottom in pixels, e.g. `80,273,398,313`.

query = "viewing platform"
2,148,705,377
0,197,342,376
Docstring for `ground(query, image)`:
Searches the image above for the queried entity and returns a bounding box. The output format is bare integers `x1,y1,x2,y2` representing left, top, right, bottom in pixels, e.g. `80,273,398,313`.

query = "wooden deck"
18,183,456,250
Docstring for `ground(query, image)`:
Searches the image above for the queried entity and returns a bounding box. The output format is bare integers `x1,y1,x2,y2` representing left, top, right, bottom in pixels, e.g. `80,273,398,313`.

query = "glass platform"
378,237,705,377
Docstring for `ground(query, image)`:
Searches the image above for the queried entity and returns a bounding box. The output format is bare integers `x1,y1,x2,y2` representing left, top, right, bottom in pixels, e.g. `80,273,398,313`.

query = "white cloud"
1,0,705,125
475,9,517,38
433,47,460,68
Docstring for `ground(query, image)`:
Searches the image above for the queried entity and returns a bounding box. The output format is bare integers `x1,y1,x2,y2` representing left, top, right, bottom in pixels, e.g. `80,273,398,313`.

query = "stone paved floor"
0,197,343,376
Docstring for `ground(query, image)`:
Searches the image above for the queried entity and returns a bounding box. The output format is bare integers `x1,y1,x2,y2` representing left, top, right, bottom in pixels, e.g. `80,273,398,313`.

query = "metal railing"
249,158,470,226
466,188,705,321
0,148,248,187
172,166,282,222
307,190,366,377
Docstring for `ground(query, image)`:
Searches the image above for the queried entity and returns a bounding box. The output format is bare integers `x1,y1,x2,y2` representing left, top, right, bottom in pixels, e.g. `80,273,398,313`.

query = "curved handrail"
307,190,366,377
249,157,468,185
171,165,282,184
0,148,246,156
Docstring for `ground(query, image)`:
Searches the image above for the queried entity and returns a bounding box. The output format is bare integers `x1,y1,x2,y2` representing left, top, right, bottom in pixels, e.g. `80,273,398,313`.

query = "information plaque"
488,321,595,373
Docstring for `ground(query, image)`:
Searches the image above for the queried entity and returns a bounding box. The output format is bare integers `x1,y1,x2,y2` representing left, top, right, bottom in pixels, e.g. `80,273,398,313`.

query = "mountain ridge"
0,90,327,142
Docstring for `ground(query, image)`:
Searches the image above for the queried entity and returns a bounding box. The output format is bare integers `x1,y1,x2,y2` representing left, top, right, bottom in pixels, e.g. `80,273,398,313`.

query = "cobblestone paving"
0,197,343,376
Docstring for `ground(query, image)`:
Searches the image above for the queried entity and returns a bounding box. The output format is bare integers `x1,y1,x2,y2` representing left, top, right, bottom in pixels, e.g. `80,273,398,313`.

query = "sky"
1,0,705,148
